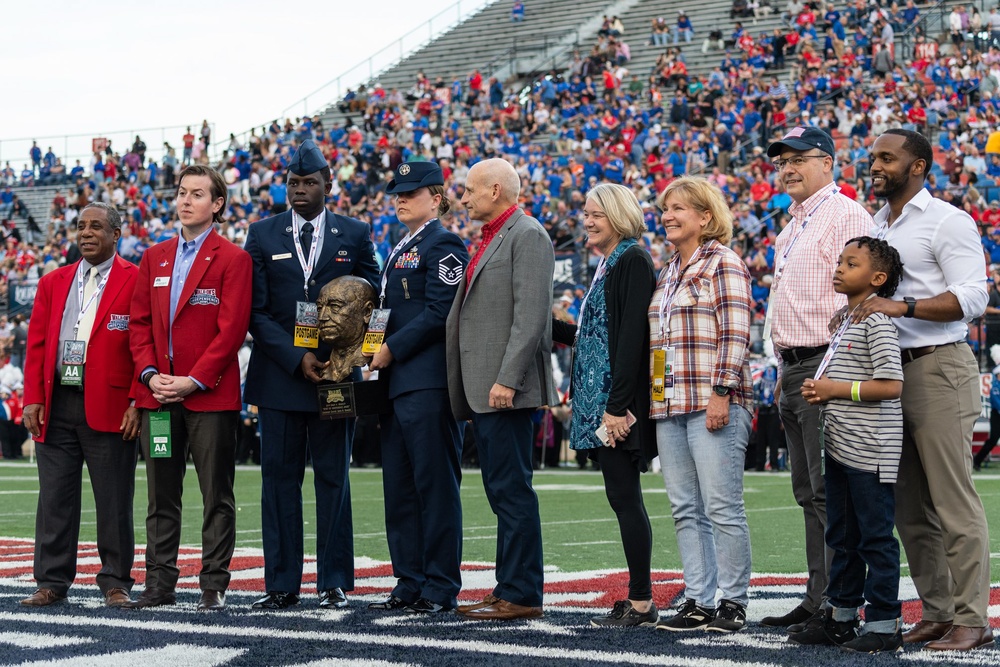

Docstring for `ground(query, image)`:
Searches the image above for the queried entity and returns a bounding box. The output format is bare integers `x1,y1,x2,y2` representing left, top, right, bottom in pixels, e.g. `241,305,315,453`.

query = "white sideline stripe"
0,613,782,667
0,491,38,495
0,632,95,648
678,632,789,651
288,661,416,667
10,644,245,667
561,541,618,546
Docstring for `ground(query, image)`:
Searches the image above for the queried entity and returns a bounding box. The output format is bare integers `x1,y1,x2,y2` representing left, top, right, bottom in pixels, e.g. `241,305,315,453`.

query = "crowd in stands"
2,1,1000,365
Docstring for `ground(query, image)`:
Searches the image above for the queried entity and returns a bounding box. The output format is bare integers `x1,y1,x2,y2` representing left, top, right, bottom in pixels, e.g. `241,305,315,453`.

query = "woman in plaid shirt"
648,177,755,634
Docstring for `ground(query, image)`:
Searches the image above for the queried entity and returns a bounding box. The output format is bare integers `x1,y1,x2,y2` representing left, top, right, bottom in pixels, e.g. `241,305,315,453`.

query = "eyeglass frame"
771,153,831,171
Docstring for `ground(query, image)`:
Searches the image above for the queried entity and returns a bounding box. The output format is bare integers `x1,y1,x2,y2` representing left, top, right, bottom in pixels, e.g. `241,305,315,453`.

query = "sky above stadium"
1,0,491,151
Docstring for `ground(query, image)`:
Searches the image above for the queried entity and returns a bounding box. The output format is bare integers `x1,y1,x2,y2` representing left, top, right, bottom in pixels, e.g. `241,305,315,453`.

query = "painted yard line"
561,541,618,546
0,631,96,648
0,491,38,495
0,612,787,667
12,644,245,667
288,660,417,667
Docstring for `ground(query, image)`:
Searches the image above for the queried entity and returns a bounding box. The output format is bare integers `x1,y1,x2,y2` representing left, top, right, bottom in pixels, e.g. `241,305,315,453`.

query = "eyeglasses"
771,154,829,170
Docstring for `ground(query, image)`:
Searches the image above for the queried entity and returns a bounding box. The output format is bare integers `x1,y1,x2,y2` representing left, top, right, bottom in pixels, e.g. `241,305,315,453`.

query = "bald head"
462,158,520,223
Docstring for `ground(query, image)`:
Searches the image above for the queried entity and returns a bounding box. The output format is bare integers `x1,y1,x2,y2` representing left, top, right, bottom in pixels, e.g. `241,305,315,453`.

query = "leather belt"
777,345,828,364
900,341,961,365
900,346,935,365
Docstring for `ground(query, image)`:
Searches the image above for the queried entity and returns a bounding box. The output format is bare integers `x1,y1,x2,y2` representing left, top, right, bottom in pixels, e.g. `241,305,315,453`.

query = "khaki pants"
896,342,991,626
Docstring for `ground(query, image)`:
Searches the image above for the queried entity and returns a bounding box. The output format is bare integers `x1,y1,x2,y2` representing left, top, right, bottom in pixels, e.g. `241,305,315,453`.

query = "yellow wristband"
851,381,862,402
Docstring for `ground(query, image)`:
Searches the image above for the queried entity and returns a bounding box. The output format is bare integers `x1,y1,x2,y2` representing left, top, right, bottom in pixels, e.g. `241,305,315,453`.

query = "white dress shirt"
872,187,988,348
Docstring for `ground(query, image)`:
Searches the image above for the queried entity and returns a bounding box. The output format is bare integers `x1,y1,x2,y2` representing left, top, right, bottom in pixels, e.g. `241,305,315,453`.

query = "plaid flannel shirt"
648,240,753,418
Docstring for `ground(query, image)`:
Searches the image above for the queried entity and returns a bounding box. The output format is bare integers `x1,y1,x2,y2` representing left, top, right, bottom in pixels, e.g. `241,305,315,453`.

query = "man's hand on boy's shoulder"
849,297,906,324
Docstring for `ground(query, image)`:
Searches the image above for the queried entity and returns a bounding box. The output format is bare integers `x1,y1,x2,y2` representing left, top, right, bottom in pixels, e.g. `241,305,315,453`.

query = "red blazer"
23,255,138,442
130,230,251,411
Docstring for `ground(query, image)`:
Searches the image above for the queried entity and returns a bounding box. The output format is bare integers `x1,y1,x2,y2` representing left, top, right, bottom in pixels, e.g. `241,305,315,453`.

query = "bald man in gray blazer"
447,158,555,621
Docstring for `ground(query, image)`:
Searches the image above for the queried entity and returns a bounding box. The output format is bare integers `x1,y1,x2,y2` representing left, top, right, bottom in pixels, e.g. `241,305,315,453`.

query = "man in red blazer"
125,165,252,611
21,202,140,608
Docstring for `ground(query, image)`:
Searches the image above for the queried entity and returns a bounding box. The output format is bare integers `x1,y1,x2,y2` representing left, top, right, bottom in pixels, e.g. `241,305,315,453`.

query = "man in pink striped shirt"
760,127,873,631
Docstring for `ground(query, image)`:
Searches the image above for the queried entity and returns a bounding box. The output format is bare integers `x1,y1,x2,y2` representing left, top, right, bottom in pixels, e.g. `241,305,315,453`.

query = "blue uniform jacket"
243,209,379,411
380,219,469,400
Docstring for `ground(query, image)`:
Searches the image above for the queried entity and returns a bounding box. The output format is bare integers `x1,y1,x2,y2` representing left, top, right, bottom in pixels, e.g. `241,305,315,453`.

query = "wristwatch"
712,385,734,397
140,370,156,388
902,296,916,318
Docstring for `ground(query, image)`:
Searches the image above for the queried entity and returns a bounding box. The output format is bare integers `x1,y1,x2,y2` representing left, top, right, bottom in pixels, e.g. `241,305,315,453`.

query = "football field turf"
2,460,1000,666
1,460,999,580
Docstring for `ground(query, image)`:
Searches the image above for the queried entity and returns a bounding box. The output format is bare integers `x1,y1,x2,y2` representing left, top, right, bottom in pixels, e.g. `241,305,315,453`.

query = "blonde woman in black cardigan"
552,183,657,628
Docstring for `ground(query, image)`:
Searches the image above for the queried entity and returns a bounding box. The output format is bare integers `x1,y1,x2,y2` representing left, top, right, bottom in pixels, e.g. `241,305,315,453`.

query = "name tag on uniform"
362,309,391,355
153,276,170,287
294,301,319,348
652,346,675,402
272,253,292,260
61,340,85,386
149,411,172,458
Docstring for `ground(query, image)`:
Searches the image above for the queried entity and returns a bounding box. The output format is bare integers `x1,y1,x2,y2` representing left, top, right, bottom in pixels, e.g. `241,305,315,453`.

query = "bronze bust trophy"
317,276,376,382
315,275,388,418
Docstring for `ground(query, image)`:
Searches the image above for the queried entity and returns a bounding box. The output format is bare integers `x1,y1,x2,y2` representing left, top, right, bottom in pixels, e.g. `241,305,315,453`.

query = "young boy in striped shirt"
792,236,906,653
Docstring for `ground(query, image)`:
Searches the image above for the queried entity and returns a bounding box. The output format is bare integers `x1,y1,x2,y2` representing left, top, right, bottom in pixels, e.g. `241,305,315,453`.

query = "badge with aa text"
149,411,172,459
61,340,85,386
362,309,391,355
294,301,319,348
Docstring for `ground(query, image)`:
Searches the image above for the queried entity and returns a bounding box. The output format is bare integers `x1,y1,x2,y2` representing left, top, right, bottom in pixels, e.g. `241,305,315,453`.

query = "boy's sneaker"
788,609,859,646
656,599,715,631
706,599,747,633
841,630,904,654
590,600,659,627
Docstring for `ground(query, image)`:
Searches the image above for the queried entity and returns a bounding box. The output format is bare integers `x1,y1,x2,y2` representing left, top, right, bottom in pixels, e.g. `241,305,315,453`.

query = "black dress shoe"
122,587,176,609
318,588,348,609
251,591,300,610
405,598,454,614
760,604,814,628
197,590,226,611
368,594,412,610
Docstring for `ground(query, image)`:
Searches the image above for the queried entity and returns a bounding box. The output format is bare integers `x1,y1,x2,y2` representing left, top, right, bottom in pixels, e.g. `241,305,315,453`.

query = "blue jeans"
825,454,901,632
656,405,752,607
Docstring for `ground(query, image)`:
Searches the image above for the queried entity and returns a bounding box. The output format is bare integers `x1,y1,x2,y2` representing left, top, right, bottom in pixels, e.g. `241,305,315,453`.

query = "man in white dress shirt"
852,129,992,652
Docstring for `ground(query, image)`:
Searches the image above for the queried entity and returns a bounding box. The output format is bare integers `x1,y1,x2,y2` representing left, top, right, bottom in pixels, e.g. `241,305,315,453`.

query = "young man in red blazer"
125,165,252,611
21,202,140,608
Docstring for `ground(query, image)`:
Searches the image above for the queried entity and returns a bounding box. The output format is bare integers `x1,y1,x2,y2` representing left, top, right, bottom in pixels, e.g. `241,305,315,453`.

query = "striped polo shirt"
822,312,904,483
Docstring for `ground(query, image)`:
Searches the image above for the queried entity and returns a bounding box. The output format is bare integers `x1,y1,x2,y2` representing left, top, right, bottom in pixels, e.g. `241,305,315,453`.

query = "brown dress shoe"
20,588,66,607
456,593,499,614
903,620,953,643
104,588,131,607
121,587,176,609
924,625,995,651
460,599,543,621
197,590,226,611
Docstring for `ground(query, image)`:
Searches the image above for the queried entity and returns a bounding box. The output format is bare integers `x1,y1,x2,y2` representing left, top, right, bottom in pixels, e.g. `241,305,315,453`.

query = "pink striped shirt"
769,182,873,350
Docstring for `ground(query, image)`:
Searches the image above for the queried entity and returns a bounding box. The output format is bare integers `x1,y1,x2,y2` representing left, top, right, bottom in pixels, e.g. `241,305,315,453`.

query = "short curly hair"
845,236,904,298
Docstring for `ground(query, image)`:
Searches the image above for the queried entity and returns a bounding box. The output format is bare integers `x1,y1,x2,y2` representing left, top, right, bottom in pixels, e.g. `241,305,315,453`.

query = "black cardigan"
553,244,657,470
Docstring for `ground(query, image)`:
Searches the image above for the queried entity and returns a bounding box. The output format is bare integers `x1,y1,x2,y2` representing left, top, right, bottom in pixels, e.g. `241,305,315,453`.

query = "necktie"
77,268,98,361
300,222,314,259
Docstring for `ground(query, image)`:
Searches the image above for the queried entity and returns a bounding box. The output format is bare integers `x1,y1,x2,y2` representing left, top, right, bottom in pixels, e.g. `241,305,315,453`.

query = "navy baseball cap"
386,162,444,194
767,126,836,158
288,139,328,175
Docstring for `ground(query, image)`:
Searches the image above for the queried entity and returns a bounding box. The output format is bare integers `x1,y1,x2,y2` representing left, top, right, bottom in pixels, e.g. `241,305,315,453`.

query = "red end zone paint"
1,537,997,627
